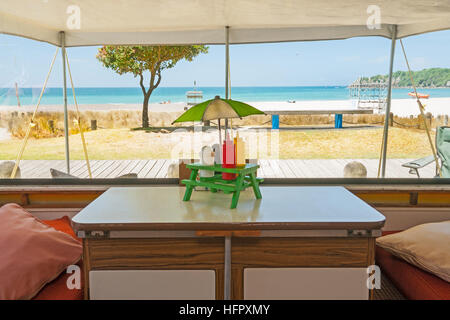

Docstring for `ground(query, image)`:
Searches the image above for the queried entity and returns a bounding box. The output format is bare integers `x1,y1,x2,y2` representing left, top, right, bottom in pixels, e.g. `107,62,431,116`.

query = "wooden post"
445,115,448,126
15,82,21,107
48,119,54,133
90,119,97,131
426,112,432,129
389,112,394,127
418,114,424,130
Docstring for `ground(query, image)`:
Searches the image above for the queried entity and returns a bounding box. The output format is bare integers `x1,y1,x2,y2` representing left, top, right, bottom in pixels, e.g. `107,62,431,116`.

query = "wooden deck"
12,159,436,179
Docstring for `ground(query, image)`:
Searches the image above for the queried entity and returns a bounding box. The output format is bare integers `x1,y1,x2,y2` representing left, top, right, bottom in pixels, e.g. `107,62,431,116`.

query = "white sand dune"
1,97,449,117
0,127,11,141
250,98,450,117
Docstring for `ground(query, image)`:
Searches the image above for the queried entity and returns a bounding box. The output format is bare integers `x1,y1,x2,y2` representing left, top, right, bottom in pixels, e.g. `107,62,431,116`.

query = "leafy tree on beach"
96,45,208,128
360,68,450,88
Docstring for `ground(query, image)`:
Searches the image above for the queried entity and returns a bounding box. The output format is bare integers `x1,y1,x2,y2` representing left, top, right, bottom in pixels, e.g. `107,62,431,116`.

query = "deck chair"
50,168,78,179
50,168,138,179
402,126,450,178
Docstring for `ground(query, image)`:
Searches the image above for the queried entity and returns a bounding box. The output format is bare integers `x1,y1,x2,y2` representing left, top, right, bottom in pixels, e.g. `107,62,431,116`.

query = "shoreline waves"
1,86,450,106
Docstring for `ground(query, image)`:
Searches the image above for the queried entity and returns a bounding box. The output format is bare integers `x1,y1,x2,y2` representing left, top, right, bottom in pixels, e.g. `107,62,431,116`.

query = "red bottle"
222,135,236,180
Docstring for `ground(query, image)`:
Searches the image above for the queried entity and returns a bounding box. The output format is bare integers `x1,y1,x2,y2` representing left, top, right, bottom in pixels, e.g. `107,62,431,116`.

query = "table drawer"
244,268,369,300
90,270,216,300
232,237,372,267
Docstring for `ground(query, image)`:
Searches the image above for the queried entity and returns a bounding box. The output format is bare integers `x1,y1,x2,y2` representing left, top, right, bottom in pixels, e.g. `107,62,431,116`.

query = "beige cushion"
376,221,450,282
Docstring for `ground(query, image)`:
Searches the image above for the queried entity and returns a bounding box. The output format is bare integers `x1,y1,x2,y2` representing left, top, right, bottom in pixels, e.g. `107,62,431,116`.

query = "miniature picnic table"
181,163,263,209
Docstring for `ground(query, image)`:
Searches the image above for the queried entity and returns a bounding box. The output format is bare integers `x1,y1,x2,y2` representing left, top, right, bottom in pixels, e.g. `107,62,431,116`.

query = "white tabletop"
72,186,385,232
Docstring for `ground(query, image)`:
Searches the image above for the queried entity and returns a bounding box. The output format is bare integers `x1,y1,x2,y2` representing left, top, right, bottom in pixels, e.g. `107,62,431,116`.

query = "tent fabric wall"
0,0,449,46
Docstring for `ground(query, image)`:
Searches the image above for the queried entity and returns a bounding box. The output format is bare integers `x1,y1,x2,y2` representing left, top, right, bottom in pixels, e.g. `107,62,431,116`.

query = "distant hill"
360,68,450,88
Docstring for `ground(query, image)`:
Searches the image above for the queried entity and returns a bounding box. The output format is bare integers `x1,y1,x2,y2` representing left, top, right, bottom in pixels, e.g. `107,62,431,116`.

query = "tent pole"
60,31,70,174
380,25,397,178
224,26,230,136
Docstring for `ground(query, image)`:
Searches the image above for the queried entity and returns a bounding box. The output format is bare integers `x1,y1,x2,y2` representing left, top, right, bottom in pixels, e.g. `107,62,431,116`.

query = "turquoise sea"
1,86,450,106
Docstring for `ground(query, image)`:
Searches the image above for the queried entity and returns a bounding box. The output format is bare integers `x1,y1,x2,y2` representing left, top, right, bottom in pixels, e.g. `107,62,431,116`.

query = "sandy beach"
1,98,449,117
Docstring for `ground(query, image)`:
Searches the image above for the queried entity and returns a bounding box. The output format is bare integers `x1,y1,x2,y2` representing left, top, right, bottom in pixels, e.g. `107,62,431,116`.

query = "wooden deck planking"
295,160,321,178
104,160,133,178
9,158,435,179
78,160,103,178
72,160,98,178
130,160,149,176
275,159,296,178
267,159,285,178
36,160,66,178
259,159,275,178
146,159,166,178
121,160,142,176
19,160,46,177
286,159,306,178
138,159,158,177
81,160,107,178
157,159,177,178
69,160,89,175
96,161,123,178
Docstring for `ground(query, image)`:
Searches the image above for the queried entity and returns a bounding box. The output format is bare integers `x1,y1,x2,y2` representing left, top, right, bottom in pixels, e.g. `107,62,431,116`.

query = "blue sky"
0,30,449,88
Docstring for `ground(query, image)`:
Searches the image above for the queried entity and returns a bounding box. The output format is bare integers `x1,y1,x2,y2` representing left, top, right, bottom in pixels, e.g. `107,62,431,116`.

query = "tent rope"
399,40,441,177
10,48,59,178
65,51,92,178
377,137,383,178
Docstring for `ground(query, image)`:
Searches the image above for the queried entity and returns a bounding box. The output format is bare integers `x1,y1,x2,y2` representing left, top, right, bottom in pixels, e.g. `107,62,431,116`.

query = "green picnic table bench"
181,163,263,209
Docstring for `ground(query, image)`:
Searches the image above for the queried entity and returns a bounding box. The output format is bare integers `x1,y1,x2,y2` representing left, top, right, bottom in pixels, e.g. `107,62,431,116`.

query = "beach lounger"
50,168,138,179
402,126,450,178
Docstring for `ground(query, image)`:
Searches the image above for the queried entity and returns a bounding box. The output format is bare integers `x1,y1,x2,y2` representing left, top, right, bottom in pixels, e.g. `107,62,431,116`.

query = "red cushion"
376,231,450,300
32,217,83,300
42,216,79,240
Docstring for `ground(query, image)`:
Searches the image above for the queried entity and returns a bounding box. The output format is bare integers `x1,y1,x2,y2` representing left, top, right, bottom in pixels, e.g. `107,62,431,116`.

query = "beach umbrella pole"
224,26,230,139
218,118,222,153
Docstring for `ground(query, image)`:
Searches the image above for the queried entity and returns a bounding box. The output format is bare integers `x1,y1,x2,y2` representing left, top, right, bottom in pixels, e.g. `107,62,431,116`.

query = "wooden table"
182,163,263,208
72,186,385,300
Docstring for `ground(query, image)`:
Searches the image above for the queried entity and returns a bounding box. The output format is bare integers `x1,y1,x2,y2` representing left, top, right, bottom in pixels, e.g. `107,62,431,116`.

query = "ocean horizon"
1,86,450,106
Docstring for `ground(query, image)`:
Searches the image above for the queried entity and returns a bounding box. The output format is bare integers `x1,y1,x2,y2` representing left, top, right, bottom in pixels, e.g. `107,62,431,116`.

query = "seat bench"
376,231,450,300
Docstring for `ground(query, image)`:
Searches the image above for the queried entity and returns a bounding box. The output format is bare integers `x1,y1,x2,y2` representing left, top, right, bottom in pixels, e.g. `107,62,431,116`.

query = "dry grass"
1,111,91,139
278,127,434,159
1,108,440,139
0,126,435,160
0,110,182,139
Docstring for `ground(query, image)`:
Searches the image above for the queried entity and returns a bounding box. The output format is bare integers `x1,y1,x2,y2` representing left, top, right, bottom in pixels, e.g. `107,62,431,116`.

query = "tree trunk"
139,68,161,129
142,93,150,128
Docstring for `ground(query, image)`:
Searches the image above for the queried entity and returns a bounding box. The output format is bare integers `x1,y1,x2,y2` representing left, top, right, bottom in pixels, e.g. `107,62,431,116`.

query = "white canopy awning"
1,0,450,47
